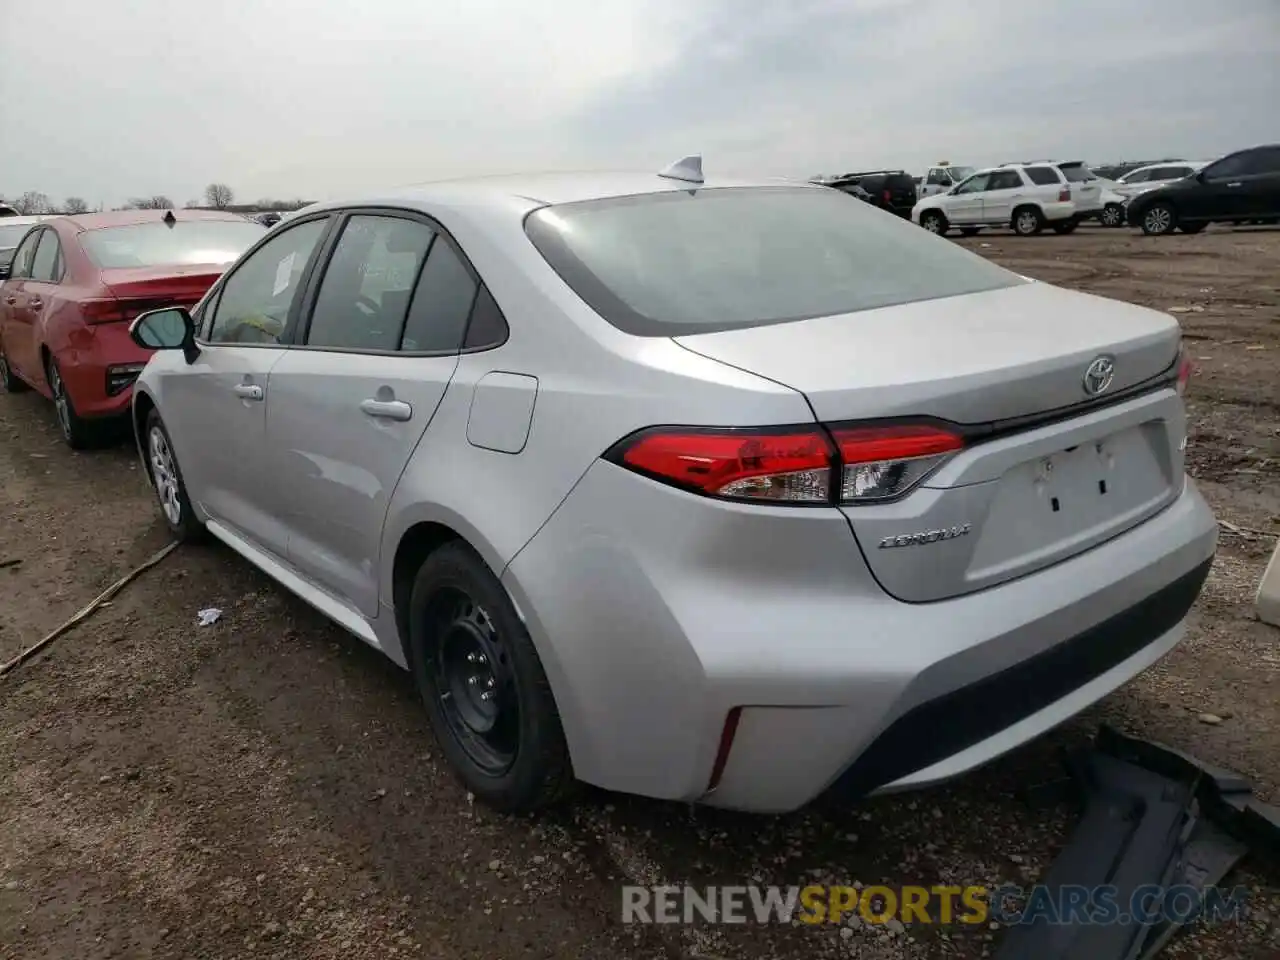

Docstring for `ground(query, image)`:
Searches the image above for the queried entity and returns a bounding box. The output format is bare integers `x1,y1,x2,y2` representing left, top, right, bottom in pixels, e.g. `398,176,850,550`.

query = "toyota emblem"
1083,355,1116,397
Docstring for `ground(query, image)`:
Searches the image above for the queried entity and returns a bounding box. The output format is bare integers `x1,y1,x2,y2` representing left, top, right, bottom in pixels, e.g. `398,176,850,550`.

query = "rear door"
978,169,1026,224
159,215,332,559
265,210,476,617
0,230,43,382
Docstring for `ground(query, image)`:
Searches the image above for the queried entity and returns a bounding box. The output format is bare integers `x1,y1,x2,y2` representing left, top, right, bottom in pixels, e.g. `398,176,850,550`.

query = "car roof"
302,170,819,219
51,208,256,233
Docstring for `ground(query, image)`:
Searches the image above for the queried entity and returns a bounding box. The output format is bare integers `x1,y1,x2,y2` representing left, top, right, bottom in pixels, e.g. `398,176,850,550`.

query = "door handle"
360,398,412,421
1227,182,1242,188
28,298,43,309
3,296,15,305
233,383,264,401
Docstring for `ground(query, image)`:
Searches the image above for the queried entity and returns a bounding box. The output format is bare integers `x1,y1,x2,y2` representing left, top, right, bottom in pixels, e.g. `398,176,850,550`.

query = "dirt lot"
2,225,1278,960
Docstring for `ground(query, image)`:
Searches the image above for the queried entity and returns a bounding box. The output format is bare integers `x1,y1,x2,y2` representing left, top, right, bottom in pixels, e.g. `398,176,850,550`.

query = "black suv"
825,170,917,217
1127,144,1280,235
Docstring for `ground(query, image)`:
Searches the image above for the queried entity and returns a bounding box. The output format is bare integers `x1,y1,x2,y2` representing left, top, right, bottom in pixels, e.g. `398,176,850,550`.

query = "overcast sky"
2,0,1277,207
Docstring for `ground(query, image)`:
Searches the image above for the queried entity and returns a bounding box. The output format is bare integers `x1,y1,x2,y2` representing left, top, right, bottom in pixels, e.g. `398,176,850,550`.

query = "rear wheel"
1140,202,1177,235
0,347,28,393
958,227,982,237
919,210,948,235
1178,222,1207,234
1051,220,1079,235
47,356,98,449
408,542,573,812
1100,203,1125,227
145,409,205,541
1012,206,1044,237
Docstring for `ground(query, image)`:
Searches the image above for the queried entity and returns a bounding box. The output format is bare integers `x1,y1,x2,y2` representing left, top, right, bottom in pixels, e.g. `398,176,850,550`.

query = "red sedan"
0,209,265,447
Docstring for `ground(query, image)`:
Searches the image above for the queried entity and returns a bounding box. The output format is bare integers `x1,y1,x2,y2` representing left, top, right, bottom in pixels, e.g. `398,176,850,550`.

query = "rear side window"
399,238,478,353
525,186,1022,337
1058,164,1095,183
1024,167,1061,186
30,230,62,282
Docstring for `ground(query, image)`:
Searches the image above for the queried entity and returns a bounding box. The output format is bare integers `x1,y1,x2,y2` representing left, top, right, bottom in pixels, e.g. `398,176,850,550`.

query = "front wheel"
1140,202,1177,235
408,543,573,812
145,409,205,541
1100,204,1125,228
919,211,948,235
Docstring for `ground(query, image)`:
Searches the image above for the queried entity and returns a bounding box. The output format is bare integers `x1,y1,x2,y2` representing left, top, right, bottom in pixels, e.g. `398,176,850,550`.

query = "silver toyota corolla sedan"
127,158,1217,814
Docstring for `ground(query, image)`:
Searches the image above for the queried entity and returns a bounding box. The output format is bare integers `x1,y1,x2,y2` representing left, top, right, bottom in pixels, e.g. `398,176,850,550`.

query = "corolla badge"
1083,355,1116,397
879,523,971,549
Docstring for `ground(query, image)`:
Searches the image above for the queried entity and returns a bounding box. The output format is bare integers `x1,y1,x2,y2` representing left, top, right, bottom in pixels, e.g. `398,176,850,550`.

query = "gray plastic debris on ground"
995,724,1278,960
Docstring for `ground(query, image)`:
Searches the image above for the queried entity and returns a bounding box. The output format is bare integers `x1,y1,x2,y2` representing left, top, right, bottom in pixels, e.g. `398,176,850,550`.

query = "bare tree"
127,195,175,210
205,183,234,209
63,196,89,215
14,191,53,215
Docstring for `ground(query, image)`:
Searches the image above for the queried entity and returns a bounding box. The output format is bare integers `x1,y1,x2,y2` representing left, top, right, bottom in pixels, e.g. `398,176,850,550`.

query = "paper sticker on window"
272,252,296,296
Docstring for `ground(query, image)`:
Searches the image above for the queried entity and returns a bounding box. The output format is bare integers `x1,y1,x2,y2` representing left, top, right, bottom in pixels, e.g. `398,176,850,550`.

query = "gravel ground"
2,224,1278,960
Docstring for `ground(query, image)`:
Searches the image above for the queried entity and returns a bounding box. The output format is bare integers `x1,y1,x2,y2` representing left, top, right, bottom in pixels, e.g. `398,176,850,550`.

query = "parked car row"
904,144,1280,237
2,156,1216,816
813,169,918,217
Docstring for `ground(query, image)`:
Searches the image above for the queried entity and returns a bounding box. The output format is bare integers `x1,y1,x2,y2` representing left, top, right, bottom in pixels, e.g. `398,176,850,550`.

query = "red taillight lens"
79,299,125,324
830,424,964,502
613,427,834,503
1176,347,1193,396
1058,188,1071,202
883,189,892,203
608,422,964,505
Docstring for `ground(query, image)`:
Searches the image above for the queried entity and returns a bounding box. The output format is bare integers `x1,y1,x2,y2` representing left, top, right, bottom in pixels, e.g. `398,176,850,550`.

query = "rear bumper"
504,462,1217,813
58,321,151,418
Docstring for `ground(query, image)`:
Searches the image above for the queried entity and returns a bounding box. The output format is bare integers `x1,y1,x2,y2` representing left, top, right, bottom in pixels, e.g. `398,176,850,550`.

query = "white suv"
912,162,1101,237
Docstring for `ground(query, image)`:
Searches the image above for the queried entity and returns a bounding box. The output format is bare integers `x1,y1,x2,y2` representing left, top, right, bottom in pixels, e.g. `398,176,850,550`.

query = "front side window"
525,186,1022,337
80,219,266,270
1235,147,1280,176
1151,166,1193,180
8,231,41,279
305,215,435,351
953,174,991,195
207,218,328,345
29,230,61,282
926,169,948,186
1203,153,1251,180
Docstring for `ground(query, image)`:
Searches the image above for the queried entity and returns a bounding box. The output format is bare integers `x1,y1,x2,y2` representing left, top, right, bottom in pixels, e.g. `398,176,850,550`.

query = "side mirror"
1194,171,1207,184
130,306,200,365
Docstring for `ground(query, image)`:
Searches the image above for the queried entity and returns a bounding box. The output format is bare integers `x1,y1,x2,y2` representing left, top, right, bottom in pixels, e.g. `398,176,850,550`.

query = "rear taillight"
1176,347,1193,396
830,424,965,502
79,299,125,324
607,422,964,506
1058,188,1071,202
882,189,892,203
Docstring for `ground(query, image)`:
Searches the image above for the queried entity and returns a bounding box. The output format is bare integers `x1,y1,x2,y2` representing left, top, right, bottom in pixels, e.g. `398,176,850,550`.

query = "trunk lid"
676,282,1186,601
99,263,226,320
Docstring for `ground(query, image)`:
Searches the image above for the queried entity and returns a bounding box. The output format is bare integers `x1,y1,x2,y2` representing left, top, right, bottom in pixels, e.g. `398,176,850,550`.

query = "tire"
1100,204,1125,228
1178,222,1207,235
919,210,948,236
1012,206,1044,236
46,356,99,449
959,227,982,237
408,542,573,812
1140,202,1177,235
144,409,205,542
1051,220,1079,235
0,346,29,393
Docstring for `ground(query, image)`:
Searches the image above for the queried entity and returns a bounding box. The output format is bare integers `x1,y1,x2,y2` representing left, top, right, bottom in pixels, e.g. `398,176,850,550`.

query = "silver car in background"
127,158,1217,814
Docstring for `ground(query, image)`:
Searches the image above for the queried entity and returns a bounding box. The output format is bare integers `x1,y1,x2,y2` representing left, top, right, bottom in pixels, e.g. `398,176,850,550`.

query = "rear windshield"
80,220,266,269
1058,163,1096,183
525,186,1022,336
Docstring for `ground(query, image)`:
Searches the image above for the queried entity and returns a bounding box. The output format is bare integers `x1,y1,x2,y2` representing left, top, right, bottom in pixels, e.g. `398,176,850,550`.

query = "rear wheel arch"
132,391,157,468
392,521,467,664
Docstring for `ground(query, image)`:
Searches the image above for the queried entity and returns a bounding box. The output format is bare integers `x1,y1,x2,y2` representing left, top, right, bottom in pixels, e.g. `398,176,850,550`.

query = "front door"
944,173,990,223
161,215,332,558
0,230,45,383
1183,152,1251,221
267,212,478,617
